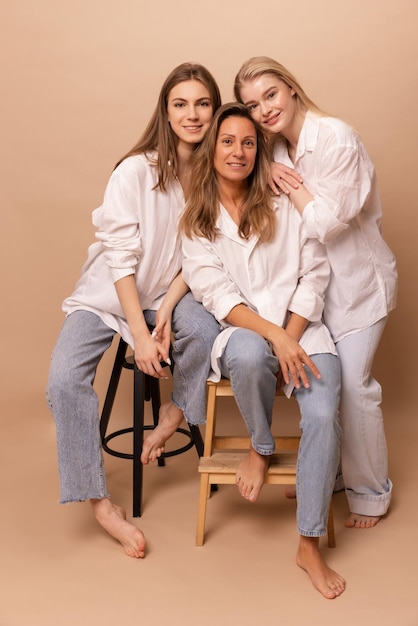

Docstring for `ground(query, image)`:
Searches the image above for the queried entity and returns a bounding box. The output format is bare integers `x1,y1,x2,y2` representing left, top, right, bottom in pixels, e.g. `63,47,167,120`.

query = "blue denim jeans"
46,294,220,503
171,292,221,424
219,329,342,537
336,317,392,516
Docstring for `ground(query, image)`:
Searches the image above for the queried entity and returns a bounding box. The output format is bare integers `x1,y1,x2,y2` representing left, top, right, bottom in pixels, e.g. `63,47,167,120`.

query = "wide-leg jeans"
46,294,220,503
219,329,342,537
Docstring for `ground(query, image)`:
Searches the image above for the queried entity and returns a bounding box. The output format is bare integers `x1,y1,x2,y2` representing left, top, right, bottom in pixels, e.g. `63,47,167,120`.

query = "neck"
218,179,247,224
176,141,195,191
281,108,306,162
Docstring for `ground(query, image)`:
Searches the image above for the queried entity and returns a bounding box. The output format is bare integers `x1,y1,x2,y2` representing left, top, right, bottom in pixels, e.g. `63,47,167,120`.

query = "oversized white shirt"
273,111,398,343
182,197,337,395
63,153,184,347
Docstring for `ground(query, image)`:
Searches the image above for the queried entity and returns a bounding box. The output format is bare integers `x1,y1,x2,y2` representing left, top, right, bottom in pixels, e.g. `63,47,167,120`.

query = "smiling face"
213,115,257,186
167,79,214,148
238,73,304,141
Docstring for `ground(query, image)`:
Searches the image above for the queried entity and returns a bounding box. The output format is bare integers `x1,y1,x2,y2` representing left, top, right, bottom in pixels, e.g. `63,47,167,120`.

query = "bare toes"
345,513,381,529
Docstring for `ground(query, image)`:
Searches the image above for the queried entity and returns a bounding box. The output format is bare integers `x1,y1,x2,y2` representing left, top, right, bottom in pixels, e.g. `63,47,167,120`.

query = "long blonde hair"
234,56,324,117
115,63,222,191
180,102,275,242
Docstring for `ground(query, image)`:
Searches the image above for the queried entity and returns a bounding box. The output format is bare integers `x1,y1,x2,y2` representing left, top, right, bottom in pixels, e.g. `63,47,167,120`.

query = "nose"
187,106,198,120
260,101,272,117
233,142,244,157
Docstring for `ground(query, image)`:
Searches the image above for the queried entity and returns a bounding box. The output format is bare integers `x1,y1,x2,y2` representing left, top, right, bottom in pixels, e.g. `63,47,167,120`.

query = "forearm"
225,304,286,344
159,272,189,315
288,184,314,216
114,274,149,341
284,312,309,341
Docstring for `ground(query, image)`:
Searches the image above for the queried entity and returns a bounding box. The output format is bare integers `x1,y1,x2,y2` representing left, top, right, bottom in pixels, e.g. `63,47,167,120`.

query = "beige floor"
2,362,417,626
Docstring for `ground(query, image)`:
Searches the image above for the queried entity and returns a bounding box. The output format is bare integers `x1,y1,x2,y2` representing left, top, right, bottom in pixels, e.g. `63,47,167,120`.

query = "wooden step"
199,451,298,475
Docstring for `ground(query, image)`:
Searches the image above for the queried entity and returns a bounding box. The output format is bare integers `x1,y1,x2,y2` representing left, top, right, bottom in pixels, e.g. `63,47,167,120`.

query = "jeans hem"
59,493,110,505
252,445,275,456
298,528,326,538
345,482,392,516
171,393,206,426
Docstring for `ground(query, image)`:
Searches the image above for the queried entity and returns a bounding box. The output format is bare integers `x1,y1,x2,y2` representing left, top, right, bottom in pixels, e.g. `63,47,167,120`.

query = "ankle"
298,535,320,553
91,497,112,519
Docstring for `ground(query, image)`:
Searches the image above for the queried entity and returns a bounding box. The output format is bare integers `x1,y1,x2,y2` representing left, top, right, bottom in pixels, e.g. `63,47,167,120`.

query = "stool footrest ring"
102,426,194,459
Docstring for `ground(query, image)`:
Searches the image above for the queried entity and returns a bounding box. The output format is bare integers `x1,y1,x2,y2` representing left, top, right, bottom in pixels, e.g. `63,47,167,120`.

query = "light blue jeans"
46,293,220,503
336,317,392,516
219,329,342,537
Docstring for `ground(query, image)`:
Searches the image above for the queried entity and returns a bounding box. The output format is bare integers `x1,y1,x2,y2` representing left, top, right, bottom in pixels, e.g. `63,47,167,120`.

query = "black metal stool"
100,336,204,517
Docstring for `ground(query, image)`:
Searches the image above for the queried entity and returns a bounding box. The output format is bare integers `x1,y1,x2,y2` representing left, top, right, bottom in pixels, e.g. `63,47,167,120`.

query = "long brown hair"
180,102,275,242
115,63,222,191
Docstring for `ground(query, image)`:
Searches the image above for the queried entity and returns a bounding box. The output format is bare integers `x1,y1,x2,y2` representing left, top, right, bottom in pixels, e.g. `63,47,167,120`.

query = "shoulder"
314,113,362,148
112,152,158,180
101,152,162,202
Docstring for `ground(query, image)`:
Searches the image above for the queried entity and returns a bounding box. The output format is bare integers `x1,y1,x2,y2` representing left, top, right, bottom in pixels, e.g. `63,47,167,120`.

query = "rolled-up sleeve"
303,140,374,244
182,235,245,323
94,160,143,283
288,232,330,322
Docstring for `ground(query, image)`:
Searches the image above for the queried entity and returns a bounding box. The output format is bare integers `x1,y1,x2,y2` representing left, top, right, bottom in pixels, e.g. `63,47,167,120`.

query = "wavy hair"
180,102,275,242
115,63,222,191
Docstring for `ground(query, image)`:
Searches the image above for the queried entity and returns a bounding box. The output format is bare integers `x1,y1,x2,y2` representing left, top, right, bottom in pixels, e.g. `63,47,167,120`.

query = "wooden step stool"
196,379,335,547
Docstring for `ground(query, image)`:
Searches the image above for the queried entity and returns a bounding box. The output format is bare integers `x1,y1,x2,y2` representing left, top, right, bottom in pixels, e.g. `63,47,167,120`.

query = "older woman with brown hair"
180,102,345,599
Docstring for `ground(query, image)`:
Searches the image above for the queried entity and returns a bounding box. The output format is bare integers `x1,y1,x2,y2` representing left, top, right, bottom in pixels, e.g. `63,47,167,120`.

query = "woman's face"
167,80,213,147
238,74,300,138
213,116,257,186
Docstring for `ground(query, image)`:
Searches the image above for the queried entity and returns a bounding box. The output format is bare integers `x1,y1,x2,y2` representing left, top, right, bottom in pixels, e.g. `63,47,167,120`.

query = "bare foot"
285,486,296,499
296,536,346,599
345,512,381,528
91,498,145,558
141,401,184,464
236,448,270,502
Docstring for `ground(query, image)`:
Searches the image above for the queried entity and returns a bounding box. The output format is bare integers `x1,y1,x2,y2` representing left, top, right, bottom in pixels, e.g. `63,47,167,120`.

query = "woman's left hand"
153,306,173,359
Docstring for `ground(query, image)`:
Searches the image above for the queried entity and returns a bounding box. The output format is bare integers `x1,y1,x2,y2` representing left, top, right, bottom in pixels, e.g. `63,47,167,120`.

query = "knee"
46,360,84,410
173,296,220,344
227,331,276,374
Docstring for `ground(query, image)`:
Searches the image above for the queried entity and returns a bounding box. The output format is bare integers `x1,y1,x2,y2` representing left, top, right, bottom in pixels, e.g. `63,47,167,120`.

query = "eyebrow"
171,97,211,103
219,133,257,140
243,85,277,106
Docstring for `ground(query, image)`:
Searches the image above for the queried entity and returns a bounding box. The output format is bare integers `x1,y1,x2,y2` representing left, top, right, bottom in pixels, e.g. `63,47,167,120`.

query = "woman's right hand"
133,331,170,379
269,162,303,195
269,327,320,389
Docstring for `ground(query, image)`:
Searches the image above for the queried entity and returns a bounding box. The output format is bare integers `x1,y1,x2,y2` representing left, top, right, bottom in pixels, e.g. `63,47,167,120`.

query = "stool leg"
196,473,210,546
100,338,128,441
133,363,146,517
148,375,165,468
327,497,336,548
189,424,204,457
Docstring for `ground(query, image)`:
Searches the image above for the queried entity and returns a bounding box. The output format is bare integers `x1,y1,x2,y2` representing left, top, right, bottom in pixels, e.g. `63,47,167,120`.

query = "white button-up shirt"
182,198,337,395
63,153,184,347
273,111,397,342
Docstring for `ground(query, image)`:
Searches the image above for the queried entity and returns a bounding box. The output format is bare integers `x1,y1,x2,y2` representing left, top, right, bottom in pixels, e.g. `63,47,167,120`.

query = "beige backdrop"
1,0,417,421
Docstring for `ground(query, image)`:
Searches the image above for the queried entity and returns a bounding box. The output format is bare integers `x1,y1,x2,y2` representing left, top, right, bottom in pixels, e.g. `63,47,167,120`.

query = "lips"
264,112,281,126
